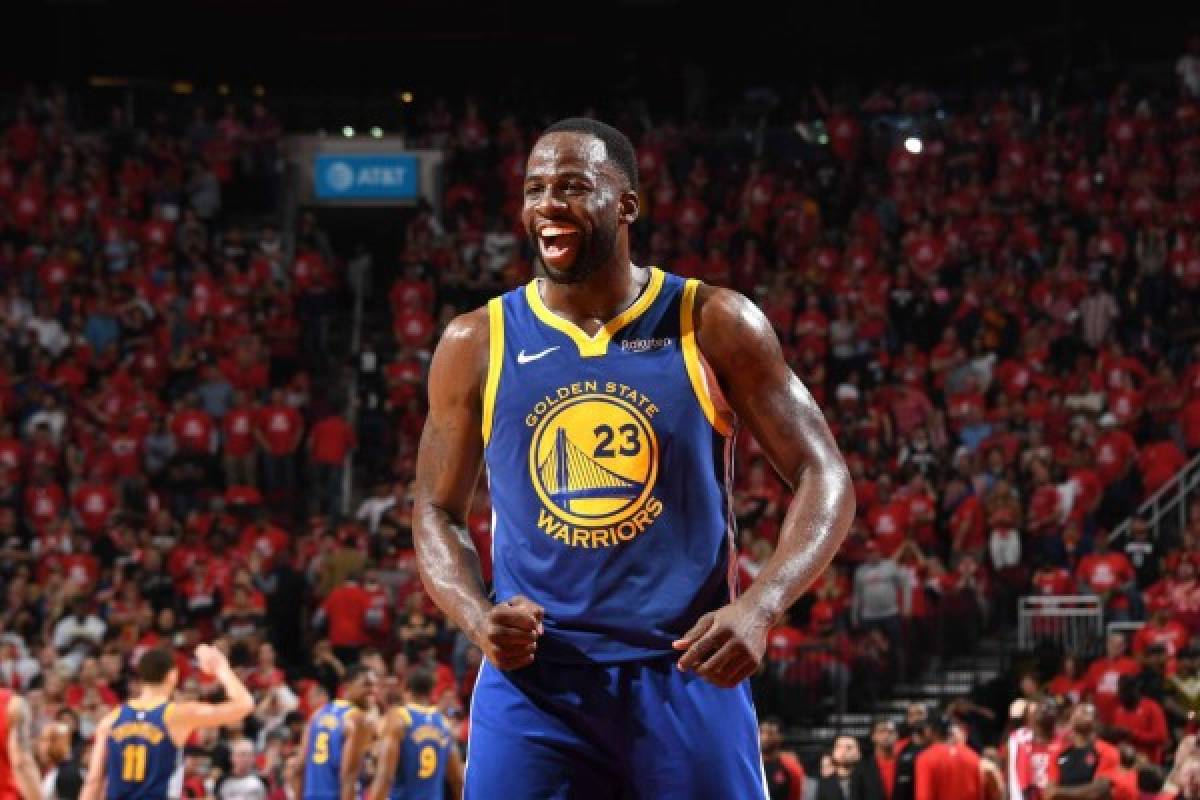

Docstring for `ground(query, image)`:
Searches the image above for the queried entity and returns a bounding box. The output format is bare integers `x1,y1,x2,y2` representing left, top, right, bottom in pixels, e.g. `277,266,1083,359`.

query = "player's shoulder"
691,283,774,345
430,306,491,369
440,305,491,345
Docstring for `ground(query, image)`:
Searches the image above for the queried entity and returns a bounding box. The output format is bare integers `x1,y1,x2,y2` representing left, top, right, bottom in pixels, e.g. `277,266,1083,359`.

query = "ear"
618,188,639,226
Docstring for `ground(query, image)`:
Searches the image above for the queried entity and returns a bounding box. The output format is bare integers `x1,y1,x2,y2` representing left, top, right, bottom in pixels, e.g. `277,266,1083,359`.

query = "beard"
533,216,618,285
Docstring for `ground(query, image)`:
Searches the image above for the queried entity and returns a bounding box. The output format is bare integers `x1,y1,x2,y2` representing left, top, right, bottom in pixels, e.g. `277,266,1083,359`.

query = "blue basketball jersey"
105,702,181,800
390,705,452,800
302,701,356,800
482,268,737,663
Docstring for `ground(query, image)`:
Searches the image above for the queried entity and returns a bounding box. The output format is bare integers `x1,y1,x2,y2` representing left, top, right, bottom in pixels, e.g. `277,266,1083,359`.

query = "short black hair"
137,647,176,684
405,666,435,698
343,663,373,686
540,117,638,193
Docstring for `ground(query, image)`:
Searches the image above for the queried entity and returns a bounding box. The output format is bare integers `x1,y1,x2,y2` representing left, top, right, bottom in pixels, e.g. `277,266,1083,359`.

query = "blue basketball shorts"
464,655,768,799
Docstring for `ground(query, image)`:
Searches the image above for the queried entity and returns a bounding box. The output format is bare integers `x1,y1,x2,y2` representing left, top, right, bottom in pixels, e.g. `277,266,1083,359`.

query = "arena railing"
1017,595,1105,659
1109,450,1200,547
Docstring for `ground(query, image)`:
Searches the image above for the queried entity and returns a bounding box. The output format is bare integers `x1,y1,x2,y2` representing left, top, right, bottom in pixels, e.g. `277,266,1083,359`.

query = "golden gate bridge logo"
528,394,658,528
537,428,642,513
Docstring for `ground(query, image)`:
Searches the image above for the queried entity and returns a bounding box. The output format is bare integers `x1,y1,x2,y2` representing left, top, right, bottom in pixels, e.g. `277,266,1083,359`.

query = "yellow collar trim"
524,267,664,358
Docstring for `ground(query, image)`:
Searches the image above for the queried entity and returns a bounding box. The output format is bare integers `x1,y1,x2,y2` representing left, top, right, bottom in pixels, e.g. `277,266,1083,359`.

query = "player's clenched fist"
672,600,771,688
195,643,231,676
479,595,544,670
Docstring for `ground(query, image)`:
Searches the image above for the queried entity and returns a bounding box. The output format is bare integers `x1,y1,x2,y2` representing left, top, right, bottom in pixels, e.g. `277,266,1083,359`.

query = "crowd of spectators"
3,38,1200,800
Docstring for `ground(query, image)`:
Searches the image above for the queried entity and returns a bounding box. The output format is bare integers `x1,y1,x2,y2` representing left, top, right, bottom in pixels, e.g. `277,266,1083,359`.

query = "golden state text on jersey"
481,268,739,663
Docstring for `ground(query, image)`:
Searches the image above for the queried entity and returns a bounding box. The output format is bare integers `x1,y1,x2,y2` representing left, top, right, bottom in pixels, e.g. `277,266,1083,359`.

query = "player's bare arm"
366,708,410,800
7,696,43,800
79,709,119,800
413,309,543,671
166,644,254,744
673,285,854,688
292,717,311,800
445,744,465,799
339,710,372,800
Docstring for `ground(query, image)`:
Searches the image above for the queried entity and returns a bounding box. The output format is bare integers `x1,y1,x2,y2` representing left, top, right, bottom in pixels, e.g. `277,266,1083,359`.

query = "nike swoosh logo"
517,346,560,364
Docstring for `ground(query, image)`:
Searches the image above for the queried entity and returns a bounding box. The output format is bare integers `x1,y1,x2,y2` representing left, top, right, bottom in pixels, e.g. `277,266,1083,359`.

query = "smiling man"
413,117,854,799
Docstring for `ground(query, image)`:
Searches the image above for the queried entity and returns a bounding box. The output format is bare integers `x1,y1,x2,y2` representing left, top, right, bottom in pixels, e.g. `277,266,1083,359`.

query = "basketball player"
413,118,855,798
80,645,254,800
0,687,44,800
294,666,377,800
368,668,463,800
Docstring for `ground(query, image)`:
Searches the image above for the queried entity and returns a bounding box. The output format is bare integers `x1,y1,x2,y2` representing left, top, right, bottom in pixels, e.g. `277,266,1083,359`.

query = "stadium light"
171,82,194,95
401,92,414,104
369,126,384,139
253,85,266,97
342,126,355,138
903,136,923,155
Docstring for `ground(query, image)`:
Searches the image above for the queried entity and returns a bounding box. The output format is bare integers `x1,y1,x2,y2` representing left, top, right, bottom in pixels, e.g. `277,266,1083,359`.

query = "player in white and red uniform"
1009,699,1063,800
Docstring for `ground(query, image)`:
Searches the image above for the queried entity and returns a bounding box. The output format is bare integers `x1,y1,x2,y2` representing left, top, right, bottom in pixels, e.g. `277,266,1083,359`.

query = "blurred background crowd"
4,12,1200,800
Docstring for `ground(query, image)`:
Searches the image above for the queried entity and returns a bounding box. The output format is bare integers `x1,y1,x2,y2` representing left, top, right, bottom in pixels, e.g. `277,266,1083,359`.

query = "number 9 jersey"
105,702,182,800
391,705,452,800
302,701,355,800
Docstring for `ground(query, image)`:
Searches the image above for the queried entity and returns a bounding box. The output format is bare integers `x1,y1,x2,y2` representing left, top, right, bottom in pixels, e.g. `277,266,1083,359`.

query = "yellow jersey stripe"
482,296,505,445
524,267,665,358
681,279,733,437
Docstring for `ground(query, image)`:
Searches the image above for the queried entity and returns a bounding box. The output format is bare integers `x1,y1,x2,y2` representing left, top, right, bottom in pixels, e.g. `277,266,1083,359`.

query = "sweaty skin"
412,130,854,687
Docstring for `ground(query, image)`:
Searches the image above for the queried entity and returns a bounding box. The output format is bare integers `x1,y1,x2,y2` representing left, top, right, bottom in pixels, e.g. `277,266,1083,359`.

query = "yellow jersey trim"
482,297,505,445
524,267,665,358
681,279,733,437
395,706,413,727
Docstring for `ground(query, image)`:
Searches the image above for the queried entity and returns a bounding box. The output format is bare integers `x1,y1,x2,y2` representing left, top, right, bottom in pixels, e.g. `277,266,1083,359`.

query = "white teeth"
541,226,578,237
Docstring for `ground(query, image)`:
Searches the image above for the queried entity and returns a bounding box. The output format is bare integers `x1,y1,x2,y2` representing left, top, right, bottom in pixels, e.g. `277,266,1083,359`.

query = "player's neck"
540,256,644,324
137,687,171,705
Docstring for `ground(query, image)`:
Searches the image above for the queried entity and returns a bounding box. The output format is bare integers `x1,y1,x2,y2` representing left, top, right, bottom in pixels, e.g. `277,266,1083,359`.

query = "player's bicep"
695,287,845,488
415,311,489,521
167,701,247,740
370,717,406,800
6,698,30,761
81,712,117,800
445,743,465,790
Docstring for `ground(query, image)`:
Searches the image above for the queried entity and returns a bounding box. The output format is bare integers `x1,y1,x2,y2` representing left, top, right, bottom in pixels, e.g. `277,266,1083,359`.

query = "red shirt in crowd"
321,582,370,648
256,404,303,455
1083,656,1141,723
1139,440,1187,497
72,482,117,536
170,409,215,454
310,416,356,465
915,741,981,800
222,406,257,457
1075,551,1135,609
1094,429,1137,486
1109,696,1168,763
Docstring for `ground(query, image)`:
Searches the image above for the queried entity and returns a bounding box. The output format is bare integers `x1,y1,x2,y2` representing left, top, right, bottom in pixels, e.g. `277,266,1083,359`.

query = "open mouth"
537,224,583,268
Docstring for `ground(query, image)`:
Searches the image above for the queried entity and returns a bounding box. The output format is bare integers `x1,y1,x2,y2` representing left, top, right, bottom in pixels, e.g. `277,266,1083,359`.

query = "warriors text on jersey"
302,701,355,800
105,702,182,800
483,268,737,662
391,705,453,800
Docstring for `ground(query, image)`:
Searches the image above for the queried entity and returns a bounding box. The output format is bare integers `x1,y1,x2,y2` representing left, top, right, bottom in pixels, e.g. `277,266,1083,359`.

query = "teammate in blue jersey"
80,645,254,800
294,666,377,800
368,668,463,800
413,117,855,799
